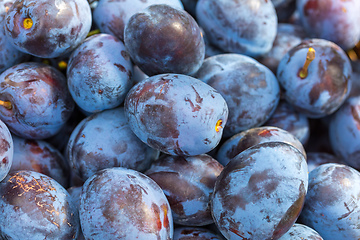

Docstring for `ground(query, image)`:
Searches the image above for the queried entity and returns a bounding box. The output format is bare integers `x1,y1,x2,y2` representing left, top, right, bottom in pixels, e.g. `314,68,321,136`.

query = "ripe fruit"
124,73,228,156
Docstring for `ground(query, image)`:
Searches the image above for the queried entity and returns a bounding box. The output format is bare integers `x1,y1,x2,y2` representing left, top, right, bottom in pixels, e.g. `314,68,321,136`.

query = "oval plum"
66,107,159,181
212,142,308,239
124,4,205,76
0,170,80,239
79,167,173,240
299,163,360,239
124,73,228,156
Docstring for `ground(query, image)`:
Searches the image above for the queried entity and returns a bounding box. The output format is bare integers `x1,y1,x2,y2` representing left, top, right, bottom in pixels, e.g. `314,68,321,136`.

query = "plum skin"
124,4,205,76
124,73,228,156
79,167,173,240
4,0,92,58
212,142,308,240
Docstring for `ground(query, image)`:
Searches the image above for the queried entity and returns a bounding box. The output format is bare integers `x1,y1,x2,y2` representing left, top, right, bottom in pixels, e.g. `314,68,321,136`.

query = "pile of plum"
1,0,360,239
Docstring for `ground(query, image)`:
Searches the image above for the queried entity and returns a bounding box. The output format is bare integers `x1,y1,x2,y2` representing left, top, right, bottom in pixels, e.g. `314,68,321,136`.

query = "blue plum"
278,223,323,240
216,126,306,166
4,0,92,58
0,170,80,239
264,100,310,145
124,4,205,76
145,154,223,226
196,0,278,57
0,62,75,139
329,96,360,169
212,142,308,239
10,135,70,187
299,163,360,239
277,38,352,118
80,167,173,239
297,0,360,50
124,73,228,156
0,119,13,182
0,0,28,73
195,53,280,137
66,107,159,181
93,0,183,42
67,33,133,113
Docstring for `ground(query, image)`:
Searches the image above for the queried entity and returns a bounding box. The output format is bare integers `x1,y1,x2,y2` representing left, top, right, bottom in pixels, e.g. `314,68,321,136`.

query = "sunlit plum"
0,170,80,239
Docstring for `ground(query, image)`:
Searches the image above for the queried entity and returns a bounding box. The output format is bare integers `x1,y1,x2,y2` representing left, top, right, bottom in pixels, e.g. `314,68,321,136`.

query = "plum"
212,142,308,239
124,4,205,76
124,73,228,156
66,107,159,181
0,170,80,239
299,163,360,239
80,167,173,239
4,0,92,58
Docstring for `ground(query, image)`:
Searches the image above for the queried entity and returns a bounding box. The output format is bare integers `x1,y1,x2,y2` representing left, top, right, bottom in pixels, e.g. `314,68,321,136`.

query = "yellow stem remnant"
0,100,12,110
299,47,315,79
23,18,33,29
215,120,223,132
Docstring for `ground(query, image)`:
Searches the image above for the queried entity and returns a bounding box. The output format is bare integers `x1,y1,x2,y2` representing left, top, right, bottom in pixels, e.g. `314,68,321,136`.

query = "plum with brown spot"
0,170,80,239
124,73,228,156
80,167,173,240
145,154,223,226
4,0,92,58
67,33,134,113
0,62,75,139
196,0,278,57
0,119,13,182
297,0,360,50
66,107,159,181
0,0,28,74
212,142,308,240
277,38,352,118
299,163,360,239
